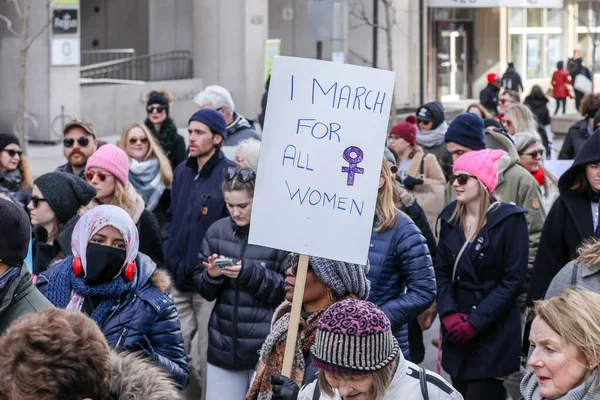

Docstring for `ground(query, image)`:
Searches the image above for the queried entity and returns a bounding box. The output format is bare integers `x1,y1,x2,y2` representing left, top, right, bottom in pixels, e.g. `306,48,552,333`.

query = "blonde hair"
375,157,398,232
104,180,135,216
236,138,261,172
466,103,493,119
318,361,396,399
117,123,173,188
505,104,538,135
535,289,600,384
450,178,492,237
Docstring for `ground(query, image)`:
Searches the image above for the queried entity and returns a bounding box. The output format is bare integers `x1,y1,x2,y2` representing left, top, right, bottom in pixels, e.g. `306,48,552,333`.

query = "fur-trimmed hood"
149,265,171,293
108,351,181,399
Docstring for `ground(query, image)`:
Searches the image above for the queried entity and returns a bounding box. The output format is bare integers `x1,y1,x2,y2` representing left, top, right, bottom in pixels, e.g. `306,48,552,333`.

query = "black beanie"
147,93,170,114
0,133,20,152
445,113,487,150
484,118,503,130
0,198,30,266
34,172,97,223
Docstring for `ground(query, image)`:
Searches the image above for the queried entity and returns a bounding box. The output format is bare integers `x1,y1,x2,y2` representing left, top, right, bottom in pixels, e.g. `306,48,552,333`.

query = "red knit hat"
487,73,498,84
389,115,417,146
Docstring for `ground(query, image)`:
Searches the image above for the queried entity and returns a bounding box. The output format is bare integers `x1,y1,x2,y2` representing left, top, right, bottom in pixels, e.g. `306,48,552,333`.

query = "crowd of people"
1,70,600,400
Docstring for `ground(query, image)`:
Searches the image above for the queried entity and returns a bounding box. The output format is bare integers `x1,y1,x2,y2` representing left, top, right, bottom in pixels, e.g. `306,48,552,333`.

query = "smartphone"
215,258,235,269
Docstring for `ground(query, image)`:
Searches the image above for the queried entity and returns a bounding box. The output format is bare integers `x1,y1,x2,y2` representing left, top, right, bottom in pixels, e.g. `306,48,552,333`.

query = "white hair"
237,138,261,172
193,85,235,114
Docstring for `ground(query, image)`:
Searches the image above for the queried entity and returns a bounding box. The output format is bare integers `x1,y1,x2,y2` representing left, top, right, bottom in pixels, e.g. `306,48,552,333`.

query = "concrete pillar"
192,0,268,119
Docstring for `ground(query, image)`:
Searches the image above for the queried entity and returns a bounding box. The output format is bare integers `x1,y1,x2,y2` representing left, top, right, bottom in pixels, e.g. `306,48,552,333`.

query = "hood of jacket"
525,95,549,107
108,351,181,399
559,128,600,192
227,112,255,135
485,129,520,177
135,253,170,294
420,101,445,129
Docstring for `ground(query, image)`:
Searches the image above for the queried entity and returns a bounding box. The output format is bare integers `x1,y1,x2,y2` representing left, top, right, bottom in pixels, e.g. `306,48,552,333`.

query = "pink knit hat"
85,144,129,186
453,149,504,193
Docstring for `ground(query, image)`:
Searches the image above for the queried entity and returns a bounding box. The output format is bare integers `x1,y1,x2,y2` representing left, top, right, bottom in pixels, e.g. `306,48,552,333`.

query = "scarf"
129,159,165,212
45,257,132,326
416,121,449,148
0,169,26,208
520,368,600,400
246,301,330,400
144,117,178,155
532,168,546,186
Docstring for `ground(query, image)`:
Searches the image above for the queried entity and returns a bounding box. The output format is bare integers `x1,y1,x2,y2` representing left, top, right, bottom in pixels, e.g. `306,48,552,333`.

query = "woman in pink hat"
435,149,528,400
84,144,164,266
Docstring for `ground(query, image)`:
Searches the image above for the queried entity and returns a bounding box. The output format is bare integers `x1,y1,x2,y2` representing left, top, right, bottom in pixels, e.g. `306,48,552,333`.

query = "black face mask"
84,243,127,285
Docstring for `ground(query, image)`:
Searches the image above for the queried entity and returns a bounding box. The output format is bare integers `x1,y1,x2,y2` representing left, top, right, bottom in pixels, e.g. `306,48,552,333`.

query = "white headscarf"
71,205,140,276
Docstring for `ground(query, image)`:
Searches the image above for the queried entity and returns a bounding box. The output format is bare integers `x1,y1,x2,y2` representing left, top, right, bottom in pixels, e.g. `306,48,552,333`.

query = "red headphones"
72,257,136,281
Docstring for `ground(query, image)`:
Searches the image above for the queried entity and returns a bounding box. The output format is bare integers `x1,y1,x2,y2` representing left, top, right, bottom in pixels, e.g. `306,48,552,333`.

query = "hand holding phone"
215,258,235,269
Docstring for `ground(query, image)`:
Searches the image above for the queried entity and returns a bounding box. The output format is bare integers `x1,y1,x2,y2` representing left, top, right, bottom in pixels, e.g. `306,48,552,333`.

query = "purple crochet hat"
311,299,399,375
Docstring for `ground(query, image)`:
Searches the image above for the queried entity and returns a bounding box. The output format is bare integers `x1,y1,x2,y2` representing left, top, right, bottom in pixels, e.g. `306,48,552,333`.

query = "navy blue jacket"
164,150,237,292
194,218,288,371
37,254,189,388
436,201,528,380
367,211,437,360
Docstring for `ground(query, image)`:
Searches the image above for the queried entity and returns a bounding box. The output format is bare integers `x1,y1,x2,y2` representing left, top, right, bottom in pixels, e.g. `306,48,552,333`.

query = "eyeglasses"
128,136,149,144
30,196,47,208
63,137,90,148
523,149,544,159
85,171,112,182
223,167,255,183
449,174,474,186
417,119,431,125
387,136,399,142
2,149,23,157
390,165,399,174
147,105,167,114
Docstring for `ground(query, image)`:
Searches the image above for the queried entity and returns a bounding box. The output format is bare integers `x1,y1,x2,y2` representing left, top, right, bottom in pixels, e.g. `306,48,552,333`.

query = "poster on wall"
249,56,395,264
52,38,80,66
52,9,78,34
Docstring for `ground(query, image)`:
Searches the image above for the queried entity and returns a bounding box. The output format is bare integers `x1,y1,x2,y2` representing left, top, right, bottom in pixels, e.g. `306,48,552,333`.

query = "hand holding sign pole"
249,56,394,378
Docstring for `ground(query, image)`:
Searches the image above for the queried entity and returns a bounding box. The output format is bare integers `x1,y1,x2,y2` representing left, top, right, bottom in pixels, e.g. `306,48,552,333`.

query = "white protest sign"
544,160,573,179
249,56,395,264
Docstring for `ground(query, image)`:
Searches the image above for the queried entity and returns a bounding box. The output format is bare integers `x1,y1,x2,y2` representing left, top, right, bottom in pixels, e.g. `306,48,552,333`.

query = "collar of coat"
185,149,223,178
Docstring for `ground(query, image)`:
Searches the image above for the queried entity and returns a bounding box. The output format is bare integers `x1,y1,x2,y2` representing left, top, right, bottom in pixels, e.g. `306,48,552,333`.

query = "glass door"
438,29,467,101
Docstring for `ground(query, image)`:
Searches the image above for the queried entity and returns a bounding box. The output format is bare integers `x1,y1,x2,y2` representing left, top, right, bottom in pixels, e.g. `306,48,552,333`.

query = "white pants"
172,288,215,400
206,363,254,400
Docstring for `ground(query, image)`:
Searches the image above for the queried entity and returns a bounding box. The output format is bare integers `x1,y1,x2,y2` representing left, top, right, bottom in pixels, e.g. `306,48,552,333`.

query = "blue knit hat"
444,113,486,150
188,109,227,139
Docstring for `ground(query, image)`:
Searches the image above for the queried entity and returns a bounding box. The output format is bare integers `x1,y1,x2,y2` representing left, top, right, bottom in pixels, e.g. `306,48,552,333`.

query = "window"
508,8,565,79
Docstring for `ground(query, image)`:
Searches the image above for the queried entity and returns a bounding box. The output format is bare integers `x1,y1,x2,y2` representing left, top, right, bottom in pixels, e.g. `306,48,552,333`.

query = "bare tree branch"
8,0,23,19
25,0,53,51
0,13,19,36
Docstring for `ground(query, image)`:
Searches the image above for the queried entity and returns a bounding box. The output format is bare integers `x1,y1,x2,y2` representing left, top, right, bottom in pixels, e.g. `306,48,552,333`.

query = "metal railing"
80,50,193,81
81,49,136,66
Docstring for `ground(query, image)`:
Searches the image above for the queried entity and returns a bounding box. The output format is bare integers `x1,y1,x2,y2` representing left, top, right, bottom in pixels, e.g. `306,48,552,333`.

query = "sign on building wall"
249,56,395,264
52,38,80,66
428,0,563,8
264,39,281,81
52,9,78,34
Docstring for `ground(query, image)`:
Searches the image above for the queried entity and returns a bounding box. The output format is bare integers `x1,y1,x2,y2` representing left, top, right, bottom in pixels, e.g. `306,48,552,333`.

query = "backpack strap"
419,152,427,179
419,366,430,400
571,263,579,286
312,382,321,400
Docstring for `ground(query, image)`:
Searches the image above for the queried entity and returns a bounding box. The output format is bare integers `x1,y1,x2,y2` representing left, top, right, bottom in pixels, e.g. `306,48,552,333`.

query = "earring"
327,289,335,304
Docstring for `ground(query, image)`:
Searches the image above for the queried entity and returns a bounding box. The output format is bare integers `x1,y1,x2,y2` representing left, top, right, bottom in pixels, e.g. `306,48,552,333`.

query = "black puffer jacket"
194,218,288,371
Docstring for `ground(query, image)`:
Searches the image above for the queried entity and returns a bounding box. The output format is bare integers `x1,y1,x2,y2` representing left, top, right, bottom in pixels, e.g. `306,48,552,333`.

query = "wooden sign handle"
281,253,309,378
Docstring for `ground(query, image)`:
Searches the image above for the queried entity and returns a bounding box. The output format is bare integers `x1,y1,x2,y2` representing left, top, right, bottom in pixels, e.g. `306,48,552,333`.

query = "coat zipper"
231,236,248,369
103,294,137,346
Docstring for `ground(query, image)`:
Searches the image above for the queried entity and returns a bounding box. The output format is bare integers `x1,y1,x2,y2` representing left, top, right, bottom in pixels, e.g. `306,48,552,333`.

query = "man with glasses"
56,119,98,178
443,113,546,400
194,85,260,161
163,108,237,400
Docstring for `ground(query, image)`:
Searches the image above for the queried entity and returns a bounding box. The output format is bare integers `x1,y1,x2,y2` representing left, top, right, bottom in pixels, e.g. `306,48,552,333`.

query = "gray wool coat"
545,260,600,300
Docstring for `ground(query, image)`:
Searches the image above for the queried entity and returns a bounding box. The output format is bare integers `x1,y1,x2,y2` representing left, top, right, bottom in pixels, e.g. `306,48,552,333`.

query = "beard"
68,150,87,166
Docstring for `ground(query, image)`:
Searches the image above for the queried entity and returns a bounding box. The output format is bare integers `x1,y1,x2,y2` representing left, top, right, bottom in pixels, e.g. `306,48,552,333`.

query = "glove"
447,320,478,345
441,313,467,334
271,374,300,400
402,175,424,190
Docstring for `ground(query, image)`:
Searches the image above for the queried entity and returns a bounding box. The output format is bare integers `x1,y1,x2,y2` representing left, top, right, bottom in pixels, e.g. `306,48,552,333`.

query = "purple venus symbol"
341,146,364,186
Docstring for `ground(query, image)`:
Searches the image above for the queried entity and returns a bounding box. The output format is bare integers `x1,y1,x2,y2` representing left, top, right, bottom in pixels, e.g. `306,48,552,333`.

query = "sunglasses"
223,167,255,183
30,196,47,208
63,137,90,148
128,136,149,144
523,149,544,159
85,171,112,182
2,149,23,157
147,105,167,114
390,165,399,174
449,174,474,186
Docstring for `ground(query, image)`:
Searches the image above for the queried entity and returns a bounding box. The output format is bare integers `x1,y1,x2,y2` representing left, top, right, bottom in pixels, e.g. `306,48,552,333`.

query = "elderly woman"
513,133,559,212
234,138,261,172
246,254,370,400
295,299,462,400
522,289,600,399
